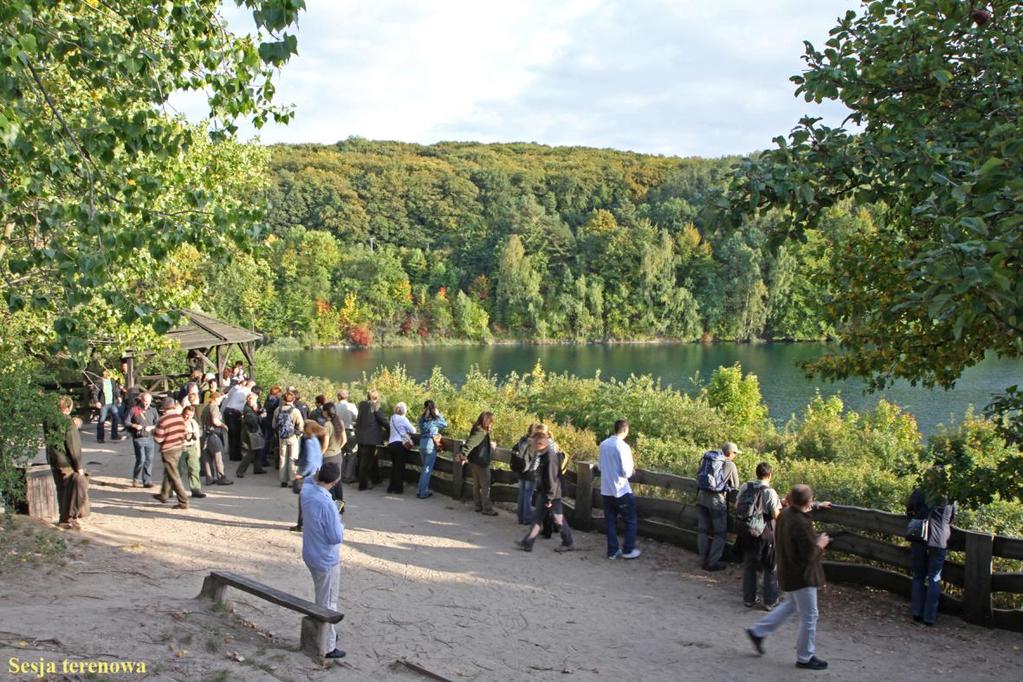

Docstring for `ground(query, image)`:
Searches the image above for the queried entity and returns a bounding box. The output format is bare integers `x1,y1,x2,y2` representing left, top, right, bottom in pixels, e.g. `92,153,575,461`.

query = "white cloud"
175,0,858,156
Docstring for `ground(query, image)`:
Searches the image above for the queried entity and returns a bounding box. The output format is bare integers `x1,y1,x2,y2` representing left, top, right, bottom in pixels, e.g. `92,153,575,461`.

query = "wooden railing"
382,440,1023,633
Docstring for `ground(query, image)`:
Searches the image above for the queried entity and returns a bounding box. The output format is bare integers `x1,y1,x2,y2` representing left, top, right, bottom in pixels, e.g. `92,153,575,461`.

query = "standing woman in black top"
906,467,956,626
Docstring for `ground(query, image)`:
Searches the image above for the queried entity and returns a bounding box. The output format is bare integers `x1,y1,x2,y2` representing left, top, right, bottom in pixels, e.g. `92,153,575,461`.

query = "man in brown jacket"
746,484,830,671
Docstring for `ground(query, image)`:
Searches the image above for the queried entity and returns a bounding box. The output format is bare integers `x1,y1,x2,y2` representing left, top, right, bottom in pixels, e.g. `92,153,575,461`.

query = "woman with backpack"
906,468,956,626
416,400,447,499
516,426,573,553
462,412,499,515
511,424,542,525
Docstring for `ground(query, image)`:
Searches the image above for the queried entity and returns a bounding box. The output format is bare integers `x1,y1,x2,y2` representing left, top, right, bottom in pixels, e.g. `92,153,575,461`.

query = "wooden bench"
197,570,343,660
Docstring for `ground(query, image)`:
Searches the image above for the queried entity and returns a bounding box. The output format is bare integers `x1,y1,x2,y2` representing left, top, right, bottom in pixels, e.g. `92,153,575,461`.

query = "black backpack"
736,482,768,537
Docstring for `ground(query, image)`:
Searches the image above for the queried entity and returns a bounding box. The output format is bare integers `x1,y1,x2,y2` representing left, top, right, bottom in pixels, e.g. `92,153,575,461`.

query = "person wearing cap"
300,461,346,660
696,441,741,571
153,398,189,509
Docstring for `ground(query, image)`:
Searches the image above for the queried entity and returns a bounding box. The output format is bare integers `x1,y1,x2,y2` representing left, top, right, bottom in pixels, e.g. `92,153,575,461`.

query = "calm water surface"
276,343,1023,438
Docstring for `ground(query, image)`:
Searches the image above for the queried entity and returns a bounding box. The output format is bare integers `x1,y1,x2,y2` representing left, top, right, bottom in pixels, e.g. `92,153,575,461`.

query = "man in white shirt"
221,379,252,462
598,419,640,560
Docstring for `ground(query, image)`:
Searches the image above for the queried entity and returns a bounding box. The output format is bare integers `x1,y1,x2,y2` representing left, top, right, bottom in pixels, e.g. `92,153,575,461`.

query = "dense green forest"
217,140,863,346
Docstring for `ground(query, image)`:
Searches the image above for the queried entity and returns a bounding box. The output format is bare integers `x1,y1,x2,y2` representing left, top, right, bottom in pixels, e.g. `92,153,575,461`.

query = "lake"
275,343,1023,438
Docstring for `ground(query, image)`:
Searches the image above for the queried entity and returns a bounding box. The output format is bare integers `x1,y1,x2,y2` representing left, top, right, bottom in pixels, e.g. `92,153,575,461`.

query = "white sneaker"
622,549,642,560
608,550,623,560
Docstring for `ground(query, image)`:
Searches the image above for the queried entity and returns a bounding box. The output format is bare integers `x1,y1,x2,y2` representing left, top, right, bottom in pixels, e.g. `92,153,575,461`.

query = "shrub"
925,412,1023,506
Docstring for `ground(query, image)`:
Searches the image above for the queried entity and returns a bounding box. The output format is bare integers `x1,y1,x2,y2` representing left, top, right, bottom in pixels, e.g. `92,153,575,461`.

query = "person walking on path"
236,392,267,477
598,419,640,560
737,462,782,608
906,468,957,626
516,428,574,553
179,405,206,499
91,369,122,443
126,391,158,488
462,412,498,515
355,390,388,491
274,390,305,488
746,484,830,671
291,421,328,532
153,398,189,509
45,395,89,529
696,441,741,571
386,402,416,494
300,461,346,660
336,390,359,483
416,400,447,499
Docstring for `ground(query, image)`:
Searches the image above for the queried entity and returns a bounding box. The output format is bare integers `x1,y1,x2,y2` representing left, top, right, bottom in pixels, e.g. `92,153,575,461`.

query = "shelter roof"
165,310,262,351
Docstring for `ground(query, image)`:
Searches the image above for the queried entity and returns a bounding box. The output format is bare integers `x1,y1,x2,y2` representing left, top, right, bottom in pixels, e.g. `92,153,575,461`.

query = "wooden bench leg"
197,576,228,603
300,616,328,661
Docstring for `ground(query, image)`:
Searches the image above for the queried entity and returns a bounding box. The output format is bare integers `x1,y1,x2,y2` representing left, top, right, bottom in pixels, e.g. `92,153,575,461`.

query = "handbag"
905,516,929,542
247,429,266,453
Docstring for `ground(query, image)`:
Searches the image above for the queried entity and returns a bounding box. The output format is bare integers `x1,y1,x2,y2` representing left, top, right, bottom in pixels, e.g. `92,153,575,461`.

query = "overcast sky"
181,0,858,158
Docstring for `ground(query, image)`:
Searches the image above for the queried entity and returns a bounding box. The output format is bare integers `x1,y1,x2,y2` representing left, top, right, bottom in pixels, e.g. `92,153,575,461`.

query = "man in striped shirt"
153,398,190,509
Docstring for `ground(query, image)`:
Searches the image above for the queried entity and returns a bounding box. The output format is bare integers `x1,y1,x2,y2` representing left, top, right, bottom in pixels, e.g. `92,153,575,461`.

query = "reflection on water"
275,343,1023,438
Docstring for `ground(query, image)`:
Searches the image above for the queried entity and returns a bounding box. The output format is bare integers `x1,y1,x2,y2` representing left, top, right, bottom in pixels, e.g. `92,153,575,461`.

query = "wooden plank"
24,465,57,521
992,608,1023,633
490,468,519,486
629,469,699,495
574,462,594,531
810,504,908,537
489,484,518,504
201,571,343,623
826,532,965,588
992,536,1023,562
822,561,963,615
990,572,1023,594
962,530,994,626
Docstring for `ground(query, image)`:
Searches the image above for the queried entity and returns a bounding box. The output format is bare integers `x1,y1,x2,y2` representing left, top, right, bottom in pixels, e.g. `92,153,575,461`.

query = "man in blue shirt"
300,461,345,659
598,420,640,560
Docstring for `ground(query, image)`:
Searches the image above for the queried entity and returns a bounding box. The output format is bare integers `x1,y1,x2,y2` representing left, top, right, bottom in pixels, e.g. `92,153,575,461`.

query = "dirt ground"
2,427,1022,682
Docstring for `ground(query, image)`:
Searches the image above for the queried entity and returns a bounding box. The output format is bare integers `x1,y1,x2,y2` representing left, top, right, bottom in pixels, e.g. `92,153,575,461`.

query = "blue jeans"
750,586,818,663
417,443,437,497
911,543,947,624
697,504,728,567
603,493,638,556
97,403,121,441
517,479,535,524
132,437,155,485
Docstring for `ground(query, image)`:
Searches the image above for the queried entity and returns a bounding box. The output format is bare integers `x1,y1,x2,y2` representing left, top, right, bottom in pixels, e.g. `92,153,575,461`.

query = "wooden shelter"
123,310,262,394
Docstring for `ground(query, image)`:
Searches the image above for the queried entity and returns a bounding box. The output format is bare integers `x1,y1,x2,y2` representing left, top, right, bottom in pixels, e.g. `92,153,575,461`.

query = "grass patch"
0,516,67,573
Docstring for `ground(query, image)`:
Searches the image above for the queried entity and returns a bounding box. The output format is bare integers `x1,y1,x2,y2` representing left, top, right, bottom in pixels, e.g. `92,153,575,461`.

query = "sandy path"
2,427,1022,681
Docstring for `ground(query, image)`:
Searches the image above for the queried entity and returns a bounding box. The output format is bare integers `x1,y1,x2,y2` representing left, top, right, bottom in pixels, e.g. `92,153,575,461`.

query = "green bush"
925,412,1023,506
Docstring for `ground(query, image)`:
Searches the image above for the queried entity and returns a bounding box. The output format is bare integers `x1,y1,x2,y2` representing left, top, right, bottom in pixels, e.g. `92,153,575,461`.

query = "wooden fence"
380,440,1023,633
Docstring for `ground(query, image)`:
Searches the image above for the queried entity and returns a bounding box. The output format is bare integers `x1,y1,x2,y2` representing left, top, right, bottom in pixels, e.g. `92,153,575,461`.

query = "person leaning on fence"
462,412,499,515
598,419,640,560
386,402,416,494
736,462,781,608
510,424,541,525
906,467,957,626
516,428,574,553
695,442,741,571
45,394,89,530
746,484,830,671
300,460,346,660
416,400,448,499
355,390,389,491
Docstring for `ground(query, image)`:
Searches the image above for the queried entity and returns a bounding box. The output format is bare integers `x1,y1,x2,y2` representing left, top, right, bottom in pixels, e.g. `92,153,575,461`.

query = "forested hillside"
217,139,868,346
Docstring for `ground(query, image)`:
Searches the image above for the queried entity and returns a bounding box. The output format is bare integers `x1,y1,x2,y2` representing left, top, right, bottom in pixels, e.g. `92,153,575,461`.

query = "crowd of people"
46,368,958,668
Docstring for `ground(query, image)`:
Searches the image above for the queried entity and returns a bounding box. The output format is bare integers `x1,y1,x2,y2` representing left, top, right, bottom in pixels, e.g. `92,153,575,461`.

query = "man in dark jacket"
354,390,388,490
46,395,88,528
746,484,830,671
516,429,573,553
91,369,122,442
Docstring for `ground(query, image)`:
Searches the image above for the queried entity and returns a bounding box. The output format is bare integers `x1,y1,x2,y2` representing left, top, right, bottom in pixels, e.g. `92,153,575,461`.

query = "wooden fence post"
963,530,994,627
450,440,465,501
575,461,593,531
